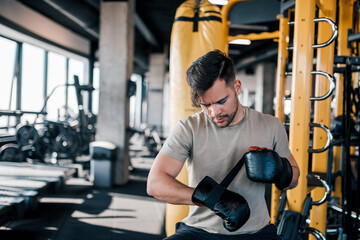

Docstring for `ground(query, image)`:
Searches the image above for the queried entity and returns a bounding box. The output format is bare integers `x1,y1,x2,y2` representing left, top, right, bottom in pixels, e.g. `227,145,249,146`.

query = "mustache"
213,114,228,119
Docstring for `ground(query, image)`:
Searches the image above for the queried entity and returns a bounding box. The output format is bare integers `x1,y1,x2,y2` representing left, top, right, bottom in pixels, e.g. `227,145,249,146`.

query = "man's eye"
200,103,210,108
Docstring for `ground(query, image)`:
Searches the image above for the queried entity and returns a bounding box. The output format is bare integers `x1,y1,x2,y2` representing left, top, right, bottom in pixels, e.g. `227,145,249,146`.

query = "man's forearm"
285,153,300,190
288,164,300,189
147,172,194,205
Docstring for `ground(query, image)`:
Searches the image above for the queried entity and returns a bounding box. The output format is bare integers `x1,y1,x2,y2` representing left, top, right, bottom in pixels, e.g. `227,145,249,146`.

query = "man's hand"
244,146,293,190
192,176,250,232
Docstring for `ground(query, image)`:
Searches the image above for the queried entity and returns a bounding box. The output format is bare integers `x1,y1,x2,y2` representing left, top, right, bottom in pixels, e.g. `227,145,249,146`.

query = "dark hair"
186,49,236,107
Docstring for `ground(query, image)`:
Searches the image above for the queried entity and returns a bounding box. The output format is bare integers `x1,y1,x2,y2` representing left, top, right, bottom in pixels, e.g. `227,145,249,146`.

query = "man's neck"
230,103,245,126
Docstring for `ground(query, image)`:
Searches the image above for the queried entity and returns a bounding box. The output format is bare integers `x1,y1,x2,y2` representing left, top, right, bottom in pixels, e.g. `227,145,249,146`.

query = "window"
129,73,142,128
68,58,87,118
46,52,67,121
21,43,45,124
0,35,92,132
0,37,17,130
92,66,100,115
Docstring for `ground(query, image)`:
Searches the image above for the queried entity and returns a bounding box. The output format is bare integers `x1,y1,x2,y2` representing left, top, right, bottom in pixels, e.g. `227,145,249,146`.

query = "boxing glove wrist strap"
192,155,246,208
220,156,246,188
204,184,226,209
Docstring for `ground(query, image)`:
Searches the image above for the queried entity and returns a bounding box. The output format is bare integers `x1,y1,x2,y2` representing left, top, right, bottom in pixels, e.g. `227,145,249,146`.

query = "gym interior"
0,0,359,239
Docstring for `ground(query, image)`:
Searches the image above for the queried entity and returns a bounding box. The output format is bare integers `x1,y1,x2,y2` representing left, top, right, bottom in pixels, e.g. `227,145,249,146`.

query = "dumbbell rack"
274,0,338,239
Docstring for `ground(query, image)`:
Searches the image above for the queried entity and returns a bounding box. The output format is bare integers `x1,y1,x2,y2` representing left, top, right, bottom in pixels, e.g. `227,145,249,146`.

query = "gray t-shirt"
160,106,291,234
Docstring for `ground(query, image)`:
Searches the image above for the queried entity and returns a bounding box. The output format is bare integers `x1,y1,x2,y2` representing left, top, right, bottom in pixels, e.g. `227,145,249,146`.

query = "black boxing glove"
192,176,250,232
244,146,293,190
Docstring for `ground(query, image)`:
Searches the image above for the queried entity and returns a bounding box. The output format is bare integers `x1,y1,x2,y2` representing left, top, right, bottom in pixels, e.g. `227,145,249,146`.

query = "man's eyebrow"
216,96,228,103
199,96,228,106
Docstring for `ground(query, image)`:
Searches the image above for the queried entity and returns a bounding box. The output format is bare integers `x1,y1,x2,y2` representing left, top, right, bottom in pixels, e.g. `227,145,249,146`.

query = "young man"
147,50,300,239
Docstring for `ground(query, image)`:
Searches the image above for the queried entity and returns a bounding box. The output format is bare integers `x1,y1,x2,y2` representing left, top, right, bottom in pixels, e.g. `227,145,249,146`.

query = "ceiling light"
229,39,251,45
209,0,228,5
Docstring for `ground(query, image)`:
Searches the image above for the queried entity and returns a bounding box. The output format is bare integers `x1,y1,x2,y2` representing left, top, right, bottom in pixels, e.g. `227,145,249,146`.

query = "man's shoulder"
180,111,206,124
175,111,207,132
247,107,280,125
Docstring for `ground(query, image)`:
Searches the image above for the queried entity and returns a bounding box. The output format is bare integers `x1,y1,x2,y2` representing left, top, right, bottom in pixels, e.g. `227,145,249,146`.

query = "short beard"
212,93,239,128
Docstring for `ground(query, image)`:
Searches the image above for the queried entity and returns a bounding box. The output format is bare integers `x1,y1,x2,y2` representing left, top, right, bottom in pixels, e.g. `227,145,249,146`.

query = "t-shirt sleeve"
159,120,193,162
273,118,291,158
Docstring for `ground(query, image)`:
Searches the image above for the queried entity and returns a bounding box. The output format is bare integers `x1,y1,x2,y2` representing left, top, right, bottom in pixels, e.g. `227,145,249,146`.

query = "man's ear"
234,80,242,95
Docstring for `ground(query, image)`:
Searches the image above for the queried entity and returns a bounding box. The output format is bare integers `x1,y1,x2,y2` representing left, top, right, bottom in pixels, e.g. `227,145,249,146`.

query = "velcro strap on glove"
192,156,246,208
192,176,226,209
204,184,226,210
220,156,246,188
275,157,293,190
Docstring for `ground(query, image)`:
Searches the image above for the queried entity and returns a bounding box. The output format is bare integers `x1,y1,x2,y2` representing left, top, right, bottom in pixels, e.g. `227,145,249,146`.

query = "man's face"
198,79,242,128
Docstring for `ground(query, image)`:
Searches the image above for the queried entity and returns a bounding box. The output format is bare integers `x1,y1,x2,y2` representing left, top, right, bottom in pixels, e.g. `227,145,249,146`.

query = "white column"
262,62,276,115
147,53,166,134
162,73,170,137
255,62,276,114
255,64,264,112
97,0,135,185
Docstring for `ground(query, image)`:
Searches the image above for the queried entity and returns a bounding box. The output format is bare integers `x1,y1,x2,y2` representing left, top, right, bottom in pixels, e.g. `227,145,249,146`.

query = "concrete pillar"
97,0,135,185
240,87,249,107
262,62,276,115
255,62,276,115
255,64,264,112
134,75,143,130
147,53,166,134
162,73,170,137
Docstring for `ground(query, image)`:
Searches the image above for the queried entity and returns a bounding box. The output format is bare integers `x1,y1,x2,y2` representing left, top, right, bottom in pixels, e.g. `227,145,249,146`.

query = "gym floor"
0,156,166,240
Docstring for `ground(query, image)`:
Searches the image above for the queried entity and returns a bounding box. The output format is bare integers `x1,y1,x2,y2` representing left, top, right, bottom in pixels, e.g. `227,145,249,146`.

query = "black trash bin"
90,141,117,188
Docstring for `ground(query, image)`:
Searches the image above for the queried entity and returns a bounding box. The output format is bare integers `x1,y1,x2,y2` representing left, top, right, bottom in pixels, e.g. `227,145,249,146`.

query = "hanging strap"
220,156,246,188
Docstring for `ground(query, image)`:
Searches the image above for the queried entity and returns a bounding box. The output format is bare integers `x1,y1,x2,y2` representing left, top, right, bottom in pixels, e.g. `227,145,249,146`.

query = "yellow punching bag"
166,0,227,236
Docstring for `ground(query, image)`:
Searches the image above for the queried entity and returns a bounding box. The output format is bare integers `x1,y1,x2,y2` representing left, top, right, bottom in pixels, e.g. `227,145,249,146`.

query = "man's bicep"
151,153,185,178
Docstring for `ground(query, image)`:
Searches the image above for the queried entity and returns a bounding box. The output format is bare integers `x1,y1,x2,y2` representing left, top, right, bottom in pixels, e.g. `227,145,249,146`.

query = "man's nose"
209,104,221,116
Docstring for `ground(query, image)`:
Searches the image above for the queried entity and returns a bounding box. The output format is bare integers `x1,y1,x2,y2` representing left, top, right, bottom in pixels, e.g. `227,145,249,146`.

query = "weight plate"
16,125,39,147
0,143,23,162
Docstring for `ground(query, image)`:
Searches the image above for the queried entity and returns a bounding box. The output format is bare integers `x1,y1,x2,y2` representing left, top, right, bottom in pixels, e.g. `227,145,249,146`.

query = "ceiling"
17,0,282,75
